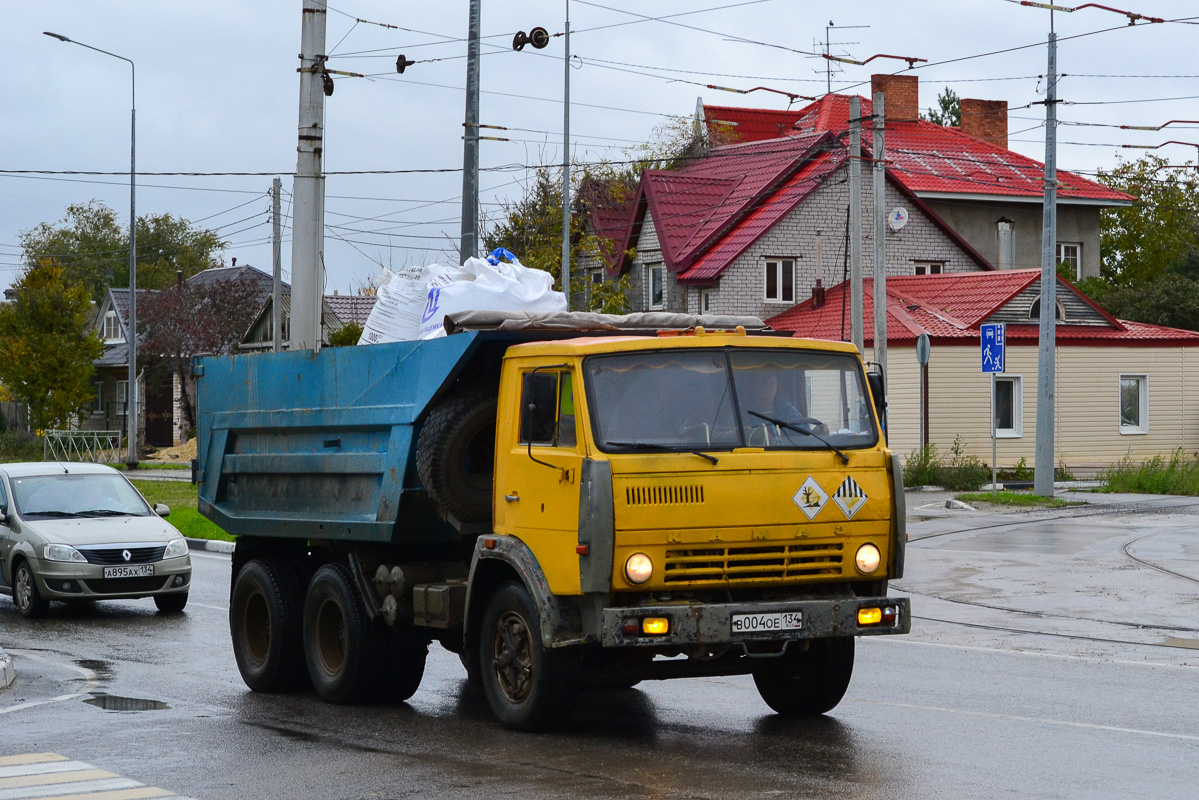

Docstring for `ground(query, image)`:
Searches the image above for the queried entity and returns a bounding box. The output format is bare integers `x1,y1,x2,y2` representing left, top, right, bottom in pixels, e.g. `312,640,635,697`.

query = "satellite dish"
888,207,909,232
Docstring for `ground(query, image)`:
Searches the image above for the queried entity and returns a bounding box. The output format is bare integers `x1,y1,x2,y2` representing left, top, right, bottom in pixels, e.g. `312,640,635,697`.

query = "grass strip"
129,479,234,541
956,491,1080,509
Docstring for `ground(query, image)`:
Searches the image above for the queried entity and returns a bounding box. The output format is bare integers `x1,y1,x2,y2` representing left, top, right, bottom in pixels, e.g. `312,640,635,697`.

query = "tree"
327,322,363,347
19,200,227,302
138,276,265,429
0,260,104,430
1077,273,1199,332
922,87,961,127
1097,154,1199,285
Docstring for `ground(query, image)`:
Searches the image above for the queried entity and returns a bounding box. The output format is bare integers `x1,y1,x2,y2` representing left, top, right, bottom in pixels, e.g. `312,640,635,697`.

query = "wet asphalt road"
3,492,1199,799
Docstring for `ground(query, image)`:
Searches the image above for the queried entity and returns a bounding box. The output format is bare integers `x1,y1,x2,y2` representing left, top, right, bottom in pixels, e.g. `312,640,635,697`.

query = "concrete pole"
460,0,481,264
561,0,572,310
872,91,888,383
1034,29,1059,497
848,96,864,352
127,78,138,468
272,177,283,353
291,0,328,352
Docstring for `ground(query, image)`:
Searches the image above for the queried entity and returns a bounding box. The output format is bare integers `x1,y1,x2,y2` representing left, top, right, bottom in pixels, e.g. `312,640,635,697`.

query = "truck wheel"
752,638,855,716
380,631,429,703
230,559,305,693
13,559,49,619
479,581,579,731
417,385,497,524
303,563,378,704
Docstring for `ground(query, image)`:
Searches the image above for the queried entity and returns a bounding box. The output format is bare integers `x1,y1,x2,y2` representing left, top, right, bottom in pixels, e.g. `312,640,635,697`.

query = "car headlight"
855,543,881,574
624,552,653,585
44,543,87,563
163,538,189,559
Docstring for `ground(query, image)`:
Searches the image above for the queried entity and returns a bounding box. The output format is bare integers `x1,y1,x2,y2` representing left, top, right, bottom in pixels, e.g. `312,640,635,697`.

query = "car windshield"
584,348,878,453
10,472,152,518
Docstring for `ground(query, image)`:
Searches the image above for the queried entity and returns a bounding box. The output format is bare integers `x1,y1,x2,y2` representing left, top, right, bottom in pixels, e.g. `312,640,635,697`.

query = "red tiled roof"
766,270,1199,345
703,105,806,145
706,96,1133,204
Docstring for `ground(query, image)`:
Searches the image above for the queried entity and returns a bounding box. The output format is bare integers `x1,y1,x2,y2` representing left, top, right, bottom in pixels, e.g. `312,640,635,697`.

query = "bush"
903,444,941,487
1100,448,1199,495
0,431,44,462
903,436,990,491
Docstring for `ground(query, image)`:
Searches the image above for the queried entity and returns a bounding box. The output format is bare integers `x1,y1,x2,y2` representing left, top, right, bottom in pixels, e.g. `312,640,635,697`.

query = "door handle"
504,494,519,502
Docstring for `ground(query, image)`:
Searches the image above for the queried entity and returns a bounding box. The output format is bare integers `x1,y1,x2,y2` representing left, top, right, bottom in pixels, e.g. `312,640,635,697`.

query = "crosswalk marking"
0,756,191,800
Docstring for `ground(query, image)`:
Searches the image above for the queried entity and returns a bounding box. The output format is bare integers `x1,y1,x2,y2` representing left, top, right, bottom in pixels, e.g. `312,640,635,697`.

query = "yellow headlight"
625,552,653,585
855,543,881,574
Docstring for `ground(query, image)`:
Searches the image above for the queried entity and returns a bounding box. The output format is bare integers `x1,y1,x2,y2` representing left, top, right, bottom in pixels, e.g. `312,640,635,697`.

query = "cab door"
494,364,585,595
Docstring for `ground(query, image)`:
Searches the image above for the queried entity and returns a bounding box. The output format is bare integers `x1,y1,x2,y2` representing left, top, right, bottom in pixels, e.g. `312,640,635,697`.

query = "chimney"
960,99,1008,149
870,74,919,122
231,257,237,267
811,279,826,309
176,269,184,286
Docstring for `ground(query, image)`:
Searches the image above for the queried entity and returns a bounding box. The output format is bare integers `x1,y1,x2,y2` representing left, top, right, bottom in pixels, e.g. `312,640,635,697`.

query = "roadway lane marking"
0,756,181,800
186,602,227,612
855,699,1199,743
868,634,1199,670
186,552,228,562
0,654,98,717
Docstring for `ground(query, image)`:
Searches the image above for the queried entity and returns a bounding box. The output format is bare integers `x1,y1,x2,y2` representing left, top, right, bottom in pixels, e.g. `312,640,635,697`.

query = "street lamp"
44,31,139,468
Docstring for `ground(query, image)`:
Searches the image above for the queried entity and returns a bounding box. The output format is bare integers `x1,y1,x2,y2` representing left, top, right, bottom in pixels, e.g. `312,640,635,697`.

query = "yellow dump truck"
196,316,909,731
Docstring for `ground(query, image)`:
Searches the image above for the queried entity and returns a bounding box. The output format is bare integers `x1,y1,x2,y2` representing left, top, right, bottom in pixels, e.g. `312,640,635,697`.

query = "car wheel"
230,559,306,693
154,592,188,614
303,563,379,704
13,559,49,619
479,581,579,731
752,638,855,716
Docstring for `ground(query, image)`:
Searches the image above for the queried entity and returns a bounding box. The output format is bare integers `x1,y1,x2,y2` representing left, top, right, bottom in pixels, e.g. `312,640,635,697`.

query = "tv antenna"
814,21,869,94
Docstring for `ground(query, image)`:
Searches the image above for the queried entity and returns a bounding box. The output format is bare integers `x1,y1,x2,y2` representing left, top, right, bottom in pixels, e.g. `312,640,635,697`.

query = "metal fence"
43,430,125,463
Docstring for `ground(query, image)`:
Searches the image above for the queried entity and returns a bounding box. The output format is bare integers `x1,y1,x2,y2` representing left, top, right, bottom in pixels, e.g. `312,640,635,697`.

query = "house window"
1057,242,1082,280
1028,295,1064,321
913,261,944,275
1119,375,1148,434
103,311,122,343
648,264,665,310
116,380,129,417
993,376,1022,438
700,288,713,314
764,259,795,303
92,382,104,415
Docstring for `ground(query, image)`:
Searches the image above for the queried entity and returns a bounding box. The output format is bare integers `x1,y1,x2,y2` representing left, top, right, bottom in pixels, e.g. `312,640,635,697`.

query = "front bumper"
33,556,193,601
600,595,910,647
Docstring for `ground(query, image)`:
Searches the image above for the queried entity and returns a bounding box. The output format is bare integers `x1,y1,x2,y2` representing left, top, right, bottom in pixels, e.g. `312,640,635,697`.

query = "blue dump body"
196,333,493,544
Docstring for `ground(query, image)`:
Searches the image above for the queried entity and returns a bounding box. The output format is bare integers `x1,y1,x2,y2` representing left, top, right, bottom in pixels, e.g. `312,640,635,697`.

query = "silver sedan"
0,462,192,617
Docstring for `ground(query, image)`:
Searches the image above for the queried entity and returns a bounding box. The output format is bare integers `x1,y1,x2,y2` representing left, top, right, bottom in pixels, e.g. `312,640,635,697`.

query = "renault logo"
122,550,132,562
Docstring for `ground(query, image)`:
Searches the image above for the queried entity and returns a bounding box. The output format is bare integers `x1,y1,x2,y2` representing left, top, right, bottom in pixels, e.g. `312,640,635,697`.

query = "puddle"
84,692,170,711
75,659,114,681
1162,637,1199,650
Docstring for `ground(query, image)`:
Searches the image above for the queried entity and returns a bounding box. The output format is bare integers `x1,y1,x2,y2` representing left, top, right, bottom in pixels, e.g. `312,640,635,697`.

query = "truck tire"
380,631,429,703
479,581,579,731
303,563,379,704
417,385,497,524
230,559,305,693
752,637,855,716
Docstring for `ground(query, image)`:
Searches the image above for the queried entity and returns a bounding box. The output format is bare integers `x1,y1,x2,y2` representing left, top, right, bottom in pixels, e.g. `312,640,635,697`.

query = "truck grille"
77,546,167,565
663,543,844,586
625,484,704,506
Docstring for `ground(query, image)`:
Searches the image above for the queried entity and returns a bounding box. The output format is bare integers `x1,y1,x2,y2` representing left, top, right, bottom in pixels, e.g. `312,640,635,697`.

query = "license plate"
731,611,803,634
103,564,154,579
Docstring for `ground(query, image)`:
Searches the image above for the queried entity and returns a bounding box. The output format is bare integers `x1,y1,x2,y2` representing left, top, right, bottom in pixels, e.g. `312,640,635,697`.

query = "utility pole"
272,177,283,353
291,0,328,352
848,96,864,352
561,0,572,310
872,91,888,383
1034,21,1059,497
460,0,481,264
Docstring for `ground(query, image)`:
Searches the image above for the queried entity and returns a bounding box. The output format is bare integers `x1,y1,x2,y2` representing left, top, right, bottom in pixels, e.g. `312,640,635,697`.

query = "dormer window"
103,310,123,343
1028,295,1064,322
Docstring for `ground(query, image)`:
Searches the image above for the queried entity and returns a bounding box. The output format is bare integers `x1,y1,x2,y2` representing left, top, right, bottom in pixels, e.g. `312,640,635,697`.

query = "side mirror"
866,367,887,433
0,505,9,525
155,503,170,518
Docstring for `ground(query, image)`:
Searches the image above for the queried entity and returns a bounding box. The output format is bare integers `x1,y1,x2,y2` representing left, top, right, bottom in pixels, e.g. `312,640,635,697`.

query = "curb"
186,537,235,555
0,646,14,691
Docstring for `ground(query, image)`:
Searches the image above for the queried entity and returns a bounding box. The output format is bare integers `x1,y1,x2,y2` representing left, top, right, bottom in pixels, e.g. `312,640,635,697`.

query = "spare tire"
417,384,497,524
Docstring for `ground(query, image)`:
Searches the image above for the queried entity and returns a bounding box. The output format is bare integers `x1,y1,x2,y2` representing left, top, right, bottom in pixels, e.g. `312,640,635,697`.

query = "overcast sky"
4,1,1197,298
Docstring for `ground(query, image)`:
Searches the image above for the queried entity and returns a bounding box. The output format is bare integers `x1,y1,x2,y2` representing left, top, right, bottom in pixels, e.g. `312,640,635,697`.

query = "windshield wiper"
77,509,132,517
606,441,720,465
25,510,81,518
747,411,850,464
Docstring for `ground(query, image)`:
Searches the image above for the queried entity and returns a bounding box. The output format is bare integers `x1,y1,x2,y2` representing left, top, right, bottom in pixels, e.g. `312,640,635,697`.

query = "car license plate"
103,564,154,579
731,611,803,634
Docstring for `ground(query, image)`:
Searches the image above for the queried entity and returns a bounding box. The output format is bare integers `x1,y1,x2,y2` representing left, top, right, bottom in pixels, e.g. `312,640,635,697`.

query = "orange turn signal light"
641,617,670,635
858,607,883,625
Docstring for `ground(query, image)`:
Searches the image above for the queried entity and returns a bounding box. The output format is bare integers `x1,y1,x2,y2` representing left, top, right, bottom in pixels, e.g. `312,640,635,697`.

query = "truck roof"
502,330,862,358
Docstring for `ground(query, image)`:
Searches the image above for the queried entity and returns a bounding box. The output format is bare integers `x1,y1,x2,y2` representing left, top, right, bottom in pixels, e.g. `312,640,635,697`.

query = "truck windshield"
584,348,878,453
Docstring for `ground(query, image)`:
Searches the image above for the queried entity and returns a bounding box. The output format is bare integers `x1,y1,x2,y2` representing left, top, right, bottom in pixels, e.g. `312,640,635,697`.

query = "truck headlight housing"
855,543,881,574
624,552,653,585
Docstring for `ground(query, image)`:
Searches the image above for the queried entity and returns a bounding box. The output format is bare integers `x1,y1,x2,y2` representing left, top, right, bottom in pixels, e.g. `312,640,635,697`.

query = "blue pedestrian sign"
981,323,1005,374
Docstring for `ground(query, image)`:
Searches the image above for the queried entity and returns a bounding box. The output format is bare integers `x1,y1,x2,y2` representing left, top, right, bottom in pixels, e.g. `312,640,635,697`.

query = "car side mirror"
155,503,170,518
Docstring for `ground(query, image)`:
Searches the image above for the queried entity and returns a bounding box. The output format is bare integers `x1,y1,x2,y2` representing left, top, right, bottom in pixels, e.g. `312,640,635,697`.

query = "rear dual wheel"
230,559,305,692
